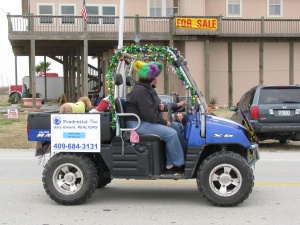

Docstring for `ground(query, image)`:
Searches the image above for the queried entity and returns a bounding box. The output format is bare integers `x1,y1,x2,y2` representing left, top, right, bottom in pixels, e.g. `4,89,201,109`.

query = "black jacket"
125,83,167,125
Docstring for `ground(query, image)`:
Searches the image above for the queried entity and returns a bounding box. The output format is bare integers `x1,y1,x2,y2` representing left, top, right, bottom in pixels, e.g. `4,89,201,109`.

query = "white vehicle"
22,75,64,100
9,73,63,101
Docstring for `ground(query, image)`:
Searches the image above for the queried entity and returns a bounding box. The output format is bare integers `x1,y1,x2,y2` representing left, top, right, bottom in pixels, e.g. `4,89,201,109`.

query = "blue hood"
185,114,252,148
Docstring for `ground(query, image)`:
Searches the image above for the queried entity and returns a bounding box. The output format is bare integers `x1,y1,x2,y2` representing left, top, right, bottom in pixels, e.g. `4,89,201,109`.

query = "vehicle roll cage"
106,45,208,137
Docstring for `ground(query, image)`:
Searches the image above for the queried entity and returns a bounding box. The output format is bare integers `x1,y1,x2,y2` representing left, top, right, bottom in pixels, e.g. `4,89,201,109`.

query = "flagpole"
81,0,88,96
116,0,125,97
118,0,124,49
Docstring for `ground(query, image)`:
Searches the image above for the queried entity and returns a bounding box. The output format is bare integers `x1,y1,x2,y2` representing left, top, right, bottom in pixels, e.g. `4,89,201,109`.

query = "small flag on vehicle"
240,108,259,144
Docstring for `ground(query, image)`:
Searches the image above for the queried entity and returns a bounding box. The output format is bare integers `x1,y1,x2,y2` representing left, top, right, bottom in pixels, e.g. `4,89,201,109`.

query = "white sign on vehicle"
50,114,101,153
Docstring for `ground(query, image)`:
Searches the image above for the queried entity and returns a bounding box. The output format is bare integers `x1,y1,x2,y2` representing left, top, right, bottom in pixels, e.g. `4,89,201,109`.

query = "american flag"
81,0,87,21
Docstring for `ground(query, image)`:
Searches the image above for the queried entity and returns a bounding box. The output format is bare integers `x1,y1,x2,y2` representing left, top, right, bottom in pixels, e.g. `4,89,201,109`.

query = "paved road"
0,149,299,225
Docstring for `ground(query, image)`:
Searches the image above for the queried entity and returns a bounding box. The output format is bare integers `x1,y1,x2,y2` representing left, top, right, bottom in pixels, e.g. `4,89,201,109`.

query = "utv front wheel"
42,153,98,205
197,151,253,207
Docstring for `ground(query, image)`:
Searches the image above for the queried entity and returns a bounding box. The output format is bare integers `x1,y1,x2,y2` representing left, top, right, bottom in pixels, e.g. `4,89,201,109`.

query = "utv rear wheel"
197,151,253,207
42,153,98,205
97,170,112,188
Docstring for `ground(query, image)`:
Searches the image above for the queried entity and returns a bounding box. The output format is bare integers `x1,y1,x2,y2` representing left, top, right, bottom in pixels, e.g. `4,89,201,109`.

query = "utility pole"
14,56,19,101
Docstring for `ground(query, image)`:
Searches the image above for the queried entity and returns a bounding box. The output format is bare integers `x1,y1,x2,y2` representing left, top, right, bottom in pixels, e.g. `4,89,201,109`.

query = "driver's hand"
177,100,186,107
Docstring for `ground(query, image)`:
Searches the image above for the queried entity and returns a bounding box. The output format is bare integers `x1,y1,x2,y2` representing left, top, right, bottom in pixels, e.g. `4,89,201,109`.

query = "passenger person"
125,61,185,173
175,112,187,127
89,96,110,113
150,77,187,152
95,96,110,111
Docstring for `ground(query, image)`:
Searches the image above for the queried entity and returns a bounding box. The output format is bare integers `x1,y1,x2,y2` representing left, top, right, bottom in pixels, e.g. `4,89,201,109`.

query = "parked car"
230,85,300,143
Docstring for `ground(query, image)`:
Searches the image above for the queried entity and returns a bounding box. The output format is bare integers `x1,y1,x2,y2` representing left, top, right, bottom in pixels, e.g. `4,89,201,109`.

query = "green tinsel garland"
107,45,197,129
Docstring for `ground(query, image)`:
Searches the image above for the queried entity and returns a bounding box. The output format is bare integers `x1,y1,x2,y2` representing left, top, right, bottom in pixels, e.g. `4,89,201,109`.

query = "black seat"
114,97,161,141
114,98,126,129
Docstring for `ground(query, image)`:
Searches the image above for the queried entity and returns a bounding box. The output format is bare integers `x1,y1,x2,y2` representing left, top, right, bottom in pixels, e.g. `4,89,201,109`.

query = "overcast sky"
0,0,63,86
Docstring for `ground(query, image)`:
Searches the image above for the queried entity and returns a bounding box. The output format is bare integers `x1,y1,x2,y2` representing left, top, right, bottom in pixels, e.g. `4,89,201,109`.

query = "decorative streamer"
107,45,197,129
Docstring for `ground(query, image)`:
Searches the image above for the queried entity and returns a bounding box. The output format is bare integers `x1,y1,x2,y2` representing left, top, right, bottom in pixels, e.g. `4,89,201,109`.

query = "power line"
0,7,7,14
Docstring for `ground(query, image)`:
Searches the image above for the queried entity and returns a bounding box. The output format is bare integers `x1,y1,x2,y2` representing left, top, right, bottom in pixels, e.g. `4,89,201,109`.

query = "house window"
38,4,54,24
102,6,115,24
166,0,179,16
226,0,242,17
87,5,116,25
87,6,99,24
268,0,282,17
149,0,179,17
61,5,75,24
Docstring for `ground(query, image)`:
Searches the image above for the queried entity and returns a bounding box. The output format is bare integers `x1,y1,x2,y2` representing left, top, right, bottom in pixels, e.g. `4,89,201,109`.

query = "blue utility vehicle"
27,46,259,206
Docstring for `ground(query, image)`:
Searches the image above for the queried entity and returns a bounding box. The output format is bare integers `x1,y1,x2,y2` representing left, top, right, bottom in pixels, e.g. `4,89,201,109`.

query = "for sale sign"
7,108,18,119
176,17,218,30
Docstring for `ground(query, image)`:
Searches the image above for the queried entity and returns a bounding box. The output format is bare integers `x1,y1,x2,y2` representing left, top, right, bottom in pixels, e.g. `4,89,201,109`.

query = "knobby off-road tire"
197,151,253,207
97,170,112,188
42,153,98,205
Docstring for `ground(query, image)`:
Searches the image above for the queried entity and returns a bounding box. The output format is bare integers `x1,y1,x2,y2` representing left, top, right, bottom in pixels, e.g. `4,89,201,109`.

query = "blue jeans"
171,122,187,152
126,121,185,167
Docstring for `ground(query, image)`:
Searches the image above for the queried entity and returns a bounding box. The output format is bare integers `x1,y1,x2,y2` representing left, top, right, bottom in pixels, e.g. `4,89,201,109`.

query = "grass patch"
0,103,10,107
0,117,24,125
211,107,234,119
0,121,14,125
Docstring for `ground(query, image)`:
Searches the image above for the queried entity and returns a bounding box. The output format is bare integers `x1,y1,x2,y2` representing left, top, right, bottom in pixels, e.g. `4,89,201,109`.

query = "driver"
150,77,187,152
125,60,185,174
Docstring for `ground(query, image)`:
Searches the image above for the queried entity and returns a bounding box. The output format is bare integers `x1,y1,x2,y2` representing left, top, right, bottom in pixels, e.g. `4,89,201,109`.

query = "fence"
7,15,300,39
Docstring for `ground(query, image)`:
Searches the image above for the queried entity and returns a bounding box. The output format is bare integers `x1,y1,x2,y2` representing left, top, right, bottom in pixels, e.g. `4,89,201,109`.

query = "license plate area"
277,110,291,116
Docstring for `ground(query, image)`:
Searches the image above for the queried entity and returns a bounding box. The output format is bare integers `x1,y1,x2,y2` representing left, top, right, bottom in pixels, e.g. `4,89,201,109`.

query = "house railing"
7,14,300,40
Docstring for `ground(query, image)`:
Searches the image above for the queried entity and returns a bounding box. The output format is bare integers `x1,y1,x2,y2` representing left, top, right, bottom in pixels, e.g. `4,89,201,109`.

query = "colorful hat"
148,61,163,74
133,61,163,79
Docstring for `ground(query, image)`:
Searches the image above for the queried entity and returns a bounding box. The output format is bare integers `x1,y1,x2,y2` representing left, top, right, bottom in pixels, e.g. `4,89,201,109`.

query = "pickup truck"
27,46,259,206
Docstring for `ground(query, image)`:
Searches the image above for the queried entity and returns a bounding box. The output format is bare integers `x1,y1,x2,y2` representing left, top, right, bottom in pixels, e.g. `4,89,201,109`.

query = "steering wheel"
172,105,185,113
171,93,186,113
